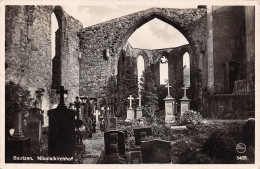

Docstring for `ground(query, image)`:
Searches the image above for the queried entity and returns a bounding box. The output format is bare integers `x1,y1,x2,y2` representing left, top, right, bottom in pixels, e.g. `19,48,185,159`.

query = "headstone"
127,95,135,120
6,89,31,163
141,139,171,163
138,117,147,127
27,102,43,155
104,132,119,164
108,117,117,130
104,130,125,156
48,86,76,161
127,151,142,164
134,127,152,146
180,85,190,117
164,82,175,123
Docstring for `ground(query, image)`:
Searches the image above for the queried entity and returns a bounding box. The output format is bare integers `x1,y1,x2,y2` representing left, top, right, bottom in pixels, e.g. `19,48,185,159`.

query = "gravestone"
108,98,118,130
104,130,125,156
180,85,190,117
108,117,117,130
164,82,175,123
48,86,76,161
27,101,43,155
127,151,142,164
126,95,134,120
138,117,146,127
141,139,171,163
134,127,152,146
6,89,31,163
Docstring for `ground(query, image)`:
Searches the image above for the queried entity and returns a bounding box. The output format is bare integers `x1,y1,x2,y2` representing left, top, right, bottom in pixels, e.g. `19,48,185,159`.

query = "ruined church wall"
212,6,247,94
5,6,53,112
5,6,82,125
121,42,196,104
78,7,207,99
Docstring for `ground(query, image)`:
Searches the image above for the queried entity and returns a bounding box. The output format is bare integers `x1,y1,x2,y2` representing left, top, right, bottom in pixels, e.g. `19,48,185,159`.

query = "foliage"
140,66,159,121
81,98,94,138
182,110,203,124
5,81,33,137
156,85,169,111
117,57,139,117
203,122,245,163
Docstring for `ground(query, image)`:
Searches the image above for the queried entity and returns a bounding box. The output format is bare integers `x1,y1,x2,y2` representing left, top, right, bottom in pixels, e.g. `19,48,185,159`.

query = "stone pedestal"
180,98,190,118
164,96,175,123
108,117,118,130
6,137,31,163
27,107,43,155
48,105,76,159
127,107,134,120
136,107,142,119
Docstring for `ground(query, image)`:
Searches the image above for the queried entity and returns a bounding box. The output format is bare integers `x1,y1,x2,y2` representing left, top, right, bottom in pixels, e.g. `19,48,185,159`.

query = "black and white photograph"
0,0,259,167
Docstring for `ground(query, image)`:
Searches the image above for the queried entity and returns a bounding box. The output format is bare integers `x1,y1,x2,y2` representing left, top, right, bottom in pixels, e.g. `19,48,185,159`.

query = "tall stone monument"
108,98,118,130
164,82,175,123
27,100,43,155
126,95,134,120
136,94,143,119
6,88,31,163
48,86,76,161
180,85,190,117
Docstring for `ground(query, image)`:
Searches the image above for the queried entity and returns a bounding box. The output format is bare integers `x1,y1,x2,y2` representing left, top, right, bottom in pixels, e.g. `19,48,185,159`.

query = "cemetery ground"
61,118,254,164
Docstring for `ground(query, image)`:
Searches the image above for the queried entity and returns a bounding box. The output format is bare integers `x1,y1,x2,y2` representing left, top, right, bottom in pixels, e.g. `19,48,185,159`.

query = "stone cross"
73,96,81,119
128,95,134,108
182,85,188,99
165,82,172,96
137,95,142,107
57,86,68,106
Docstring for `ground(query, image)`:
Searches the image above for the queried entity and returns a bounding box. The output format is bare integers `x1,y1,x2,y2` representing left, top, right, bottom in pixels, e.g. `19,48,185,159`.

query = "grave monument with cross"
48,86,76,161
163,80,176,123
27,99,44,155
69,96,84,145
126,95,135,120
136,94,143,119
180,84,190,117
108,97,118,130
6,88,30,162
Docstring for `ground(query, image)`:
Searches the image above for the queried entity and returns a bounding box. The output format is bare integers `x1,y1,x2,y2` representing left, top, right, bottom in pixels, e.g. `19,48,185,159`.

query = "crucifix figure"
57,86,68,106
182,84,188,99
128,95,134,108
165,81,172,97
137,94,142,107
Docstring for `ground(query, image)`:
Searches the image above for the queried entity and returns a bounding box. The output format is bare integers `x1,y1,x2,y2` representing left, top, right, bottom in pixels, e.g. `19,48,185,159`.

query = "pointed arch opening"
183,52,190,87
51,8,63,89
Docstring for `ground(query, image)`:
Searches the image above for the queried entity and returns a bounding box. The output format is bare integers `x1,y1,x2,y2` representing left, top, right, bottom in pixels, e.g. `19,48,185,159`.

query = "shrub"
182,110,203,125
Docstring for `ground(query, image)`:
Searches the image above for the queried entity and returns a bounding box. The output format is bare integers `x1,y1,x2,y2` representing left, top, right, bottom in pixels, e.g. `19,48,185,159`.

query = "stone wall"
212,6,247,94
120,42,197,106
78,7,207,99
204,94,255,119
5,5,82,125
245,6,255,80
